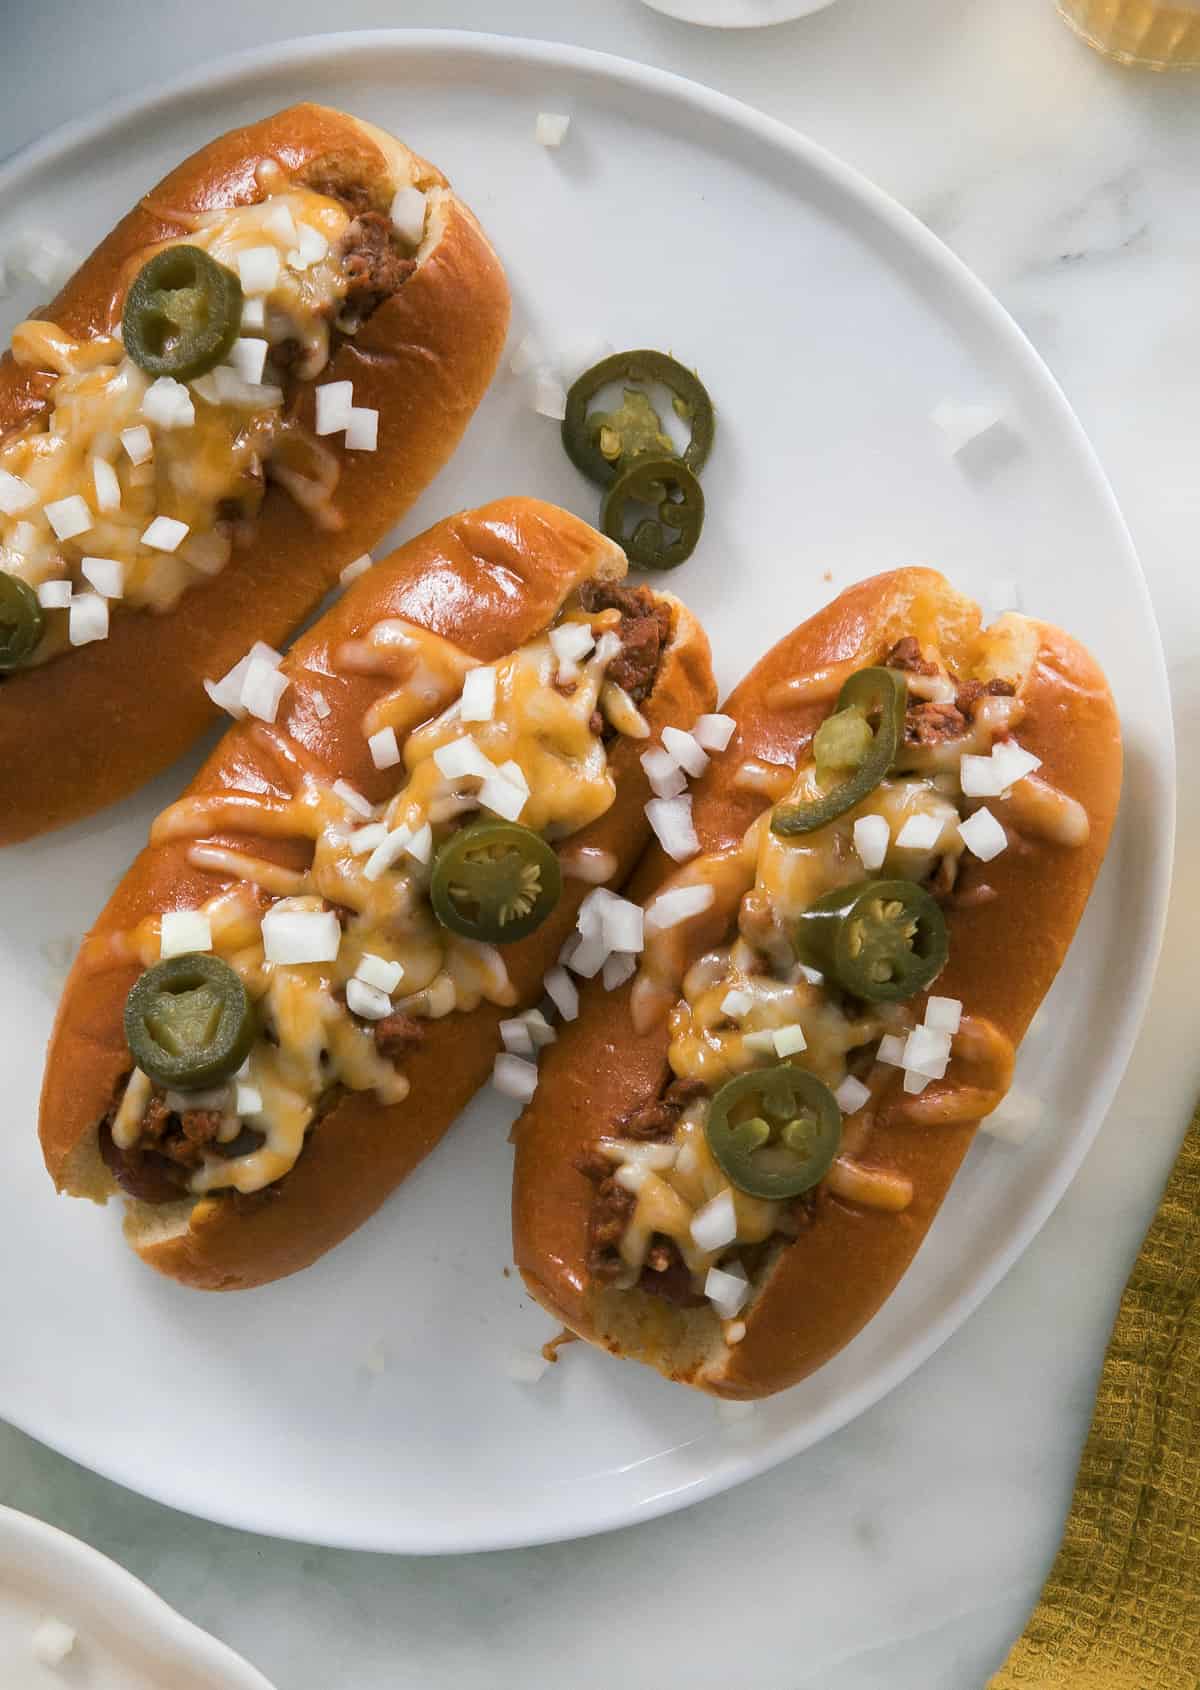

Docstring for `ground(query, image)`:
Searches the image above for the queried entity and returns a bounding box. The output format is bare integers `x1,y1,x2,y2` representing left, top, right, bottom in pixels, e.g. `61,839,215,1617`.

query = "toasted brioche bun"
512,568,1122,1397
39,498,716,1291
0,103,510,845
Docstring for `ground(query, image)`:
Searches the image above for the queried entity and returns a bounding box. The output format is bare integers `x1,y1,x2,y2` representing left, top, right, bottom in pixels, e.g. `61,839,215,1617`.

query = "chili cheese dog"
38,498,716,1291
512,568,1121,1397
0,103,509,844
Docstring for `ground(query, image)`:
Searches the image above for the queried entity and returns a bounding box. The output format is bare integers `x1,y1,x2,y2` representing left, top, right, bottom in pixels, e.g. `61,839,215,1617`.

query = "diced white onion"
479,773,527,822
798,963,824,986
615,1162,649,1194
989,740,1042,789
241,297,266,331
493,1052,539,1102
0,468,37,515
141,375,194,429
406,822,433,864
773,1024,808,1057
509,330,544,376
721,988,753,1020
902,1024,953,1080
853,813,890,871
30,1620,76,1667
904,1070,932,1095
877,1033,908,1067
262,202,298,245
566,934,609,979
390,185,427,245
45,494,92,541
140,515,189,552
356,952,404,995
345,406,379,451
895,812,942,851
645,882,714,933
90,454,121,513
550,622,595,665
333,779,374,818
346,976,392,1020
641,746,687,800
159,909,213,958
364,825,413,882
237,245,281,295
13,230,75,289
958,806,1008,861
596,1138,678,1171
499,1017,535,1057
532,369,567,420
645,794,699,862
80,555,124,598
240,656,290,723
460,666,497,722
506,1349,549,1384
959,752,1007,798
602,951,638,991
544,966,579,1021
37,579,71,609
312,689,331,719
236,1083,263,1117
68,592,108,645
202,640,283,719
931,396,1004,455
164,1085,230,1113
120,424,153,464
315,380,354,435
520,1008,557,1048
835,1075,872,1115
676,1143,699,1177
924,995,963,1034
692,713,736,753
339,552,372,586
705,1264,750,1318
433,735,495,782
535,112,571,146
288,223,329,269
981,1088,1045,1145
349,822,388,855
576,888,616,940
662,725,709,779
368,725,401,770
226,336,268,385
261,907,341,965
742,1030,779,1055
602,898,644,956
691,1189,738,1253
498,758,528,791
210,366,283,409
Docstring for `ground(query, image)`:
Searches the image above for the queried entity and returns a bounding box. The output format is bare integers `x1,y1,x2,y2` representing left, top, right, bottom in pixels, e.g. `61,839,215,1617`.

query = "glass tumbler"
1058,0,1200,67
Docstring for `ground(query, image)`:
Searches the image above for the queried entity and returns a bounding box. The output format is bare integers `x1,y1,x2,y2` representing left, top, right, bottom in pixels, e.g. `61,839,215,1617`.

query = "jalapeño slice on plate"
600,454,705,570
706,1063,842,1201
562,349,715,487
0,574,44,671
430,819,562,944
771,666,906,837
795,878,948,1003
123,244,245,381
124,952,256,1091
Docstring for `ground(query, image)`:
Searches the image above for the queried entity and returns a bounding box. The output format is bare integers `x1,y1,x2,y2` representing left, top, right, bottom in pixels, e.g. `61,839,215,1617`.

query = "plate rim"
0,27,1175,1554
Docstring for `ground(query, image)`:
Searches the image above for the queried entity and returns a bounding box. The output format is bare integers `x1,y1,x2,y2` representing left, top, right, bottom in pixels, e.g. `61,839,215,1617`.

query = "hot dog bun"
512,568,1121,1397
39,498,716,1291
0,103,509,845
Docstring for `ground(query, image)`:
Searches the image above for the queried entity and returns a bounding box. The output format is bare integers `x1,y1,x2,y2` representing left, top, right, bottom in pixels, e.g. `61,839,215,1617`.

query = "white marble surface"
3,1,1198,1685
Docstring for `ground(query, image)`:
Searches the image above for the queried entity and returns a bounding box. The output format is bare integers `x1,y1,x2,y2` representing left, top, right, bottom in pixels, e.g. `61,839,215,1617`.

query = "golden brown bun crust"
512,568,1122,1396
0,103,510,845
38,498,716,1290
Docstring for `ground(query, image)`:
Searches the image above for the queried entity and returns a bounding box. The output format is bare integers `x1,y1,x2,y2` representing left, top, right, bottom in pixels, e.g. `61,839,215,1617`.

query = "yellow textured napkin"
989,1108,1200,1689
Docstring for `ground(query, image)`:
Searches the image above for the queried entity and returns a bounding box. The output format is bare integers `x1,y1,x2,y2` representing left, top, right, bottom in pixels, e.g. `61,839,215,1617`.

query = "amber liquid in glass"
1058,0,1200,66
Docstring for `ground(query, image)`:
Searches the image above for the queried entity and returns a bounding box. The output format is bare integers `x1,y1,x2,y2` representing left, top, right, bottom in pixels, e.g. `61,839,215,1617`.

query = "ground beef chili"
373,1013,425,1061
302,173,378,217
884,636,937,676
578,580,672,703
338,212,418,326
956,677,1016,716
581,1171,635,1282
639,1238,706,1308
618,1076,708,1142
905,700,969,745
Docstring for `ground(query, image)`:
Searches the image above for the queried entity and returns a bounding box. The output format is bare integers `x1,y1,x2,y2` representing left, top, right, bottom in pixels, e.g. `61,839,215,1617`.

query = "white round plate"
0,1505,275,1689
0,32,1171,1553
640,0,840,27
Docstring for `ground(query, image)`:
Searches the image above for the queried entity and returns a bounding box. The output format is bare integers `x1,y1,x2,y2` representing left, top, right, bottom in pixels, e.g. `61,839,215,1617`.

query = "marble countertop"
3,1,1198,1685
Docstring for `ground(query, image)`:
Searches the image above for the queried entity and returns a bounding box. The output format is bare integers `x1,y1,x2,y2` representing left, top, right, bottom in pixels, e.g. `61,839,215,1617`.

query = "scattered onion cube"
600,895,644,955
433,735,495,782
37,579,71,609
662,725,709,779
460,666,497,722
742,1029,779,1055
261,906,341,965
989,740,1042,789
356,952,403,995
931,396,1004,455
345,406,379,451
773,1024,807,1057
68,592,108,645
160,909,213,958
981,1089,1045,1145
602,951,637,991
315,380,354,435
240,656,289,723
141,515,189,552
311,689,332,719
349,822,389,856
835,1075,872,1115
853,813,890,870
645,794,699,862
876,1033,908,1067
959,753,1006,798
567,933,609,979
904,1070,933,1095
288,222,329,269
368,725,401,770
691,1189,738,1253
347,976,392,1020
499,1017,535,1057
645,882,714,933
340,552,372,586
226,336,268,385
262,201,298,245
236,1082,263,1117
406,823,433,865
550,622,595,665
958,806,1008,861
924,995,963,1034
902,1024,952,1079
509,330,544,376
532,369,567,420
44,494,92,541
498,758,528,792
507,1349,549,1384
894,812,942,851
364,825,413,882
0,468,37,515
692,713,736,753
544,966,578,1021
30,1620,76,1667
721,988,753,1020
121,424,153,465
479,774,526,822
81,555,124,598
91,455,122,513
535,111,571,147
641,746,687,800
705,1263,750,1318
332,778,374,818
237,244,281,295
141,375,194,429
241,297,266,331
493,1052,539,1102
521,1008,557,1048
798,963,824,986
390,184,427,245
